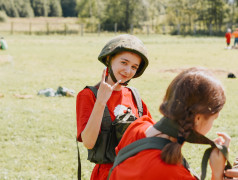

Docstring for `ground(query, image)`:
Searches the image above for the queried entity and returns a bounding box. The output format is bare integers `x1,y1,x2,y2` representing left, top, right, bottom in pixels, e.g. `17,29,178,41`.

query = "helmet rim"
98,34,149,78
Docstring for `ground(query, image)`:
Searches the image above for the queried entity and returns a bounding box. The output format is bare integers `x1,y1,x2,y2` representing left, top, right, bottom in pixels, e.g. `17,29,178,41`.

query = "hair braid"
160,67,226,165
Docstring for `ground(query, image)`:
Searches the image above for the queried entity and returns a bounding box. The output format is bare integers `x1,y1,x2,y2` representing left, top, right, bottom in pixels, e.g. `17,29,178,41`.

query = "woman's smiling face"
110,51,141,84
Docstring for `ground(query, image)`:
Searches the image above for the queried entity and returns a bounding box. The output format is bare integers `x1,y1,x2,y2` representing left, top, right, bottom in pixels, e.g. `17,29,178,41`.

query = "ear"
194,114,202,127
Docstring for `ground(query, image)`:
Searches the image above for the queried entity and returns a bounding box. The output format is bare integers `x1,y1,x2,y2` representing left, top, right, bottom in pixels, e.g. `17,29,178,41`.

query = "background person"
0,37,8,50
76,34,152,180
109,67,230,180
232,28,238,49
225,28,232,49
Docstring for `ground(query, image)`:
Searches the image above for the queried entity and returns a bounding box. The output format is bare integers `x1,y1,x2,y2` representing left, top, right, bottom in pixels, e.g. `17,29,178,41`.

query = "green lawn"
0,33,238,180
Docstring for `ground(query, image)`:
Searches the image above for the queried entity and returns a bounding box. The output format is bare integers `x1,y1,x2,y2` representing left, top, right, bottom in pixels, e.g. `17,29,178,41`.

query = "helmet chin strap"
108,65,130,86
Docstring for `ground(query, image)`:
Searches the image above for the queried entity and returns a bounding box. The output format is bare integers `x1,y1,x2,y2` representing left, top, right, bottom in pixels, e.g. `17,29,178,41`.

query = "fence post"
29,22,32,35
130,24,133,34
114,23,117,35
177,24,180,35
193,24,196,35
147,25,149,35
91,22,93,33
11,22,14,35
183,24,186,35
46,22,49,35
209,24,213,36
162,25,165,35
81,24,84,36
64,23,68,35
98,24,100,36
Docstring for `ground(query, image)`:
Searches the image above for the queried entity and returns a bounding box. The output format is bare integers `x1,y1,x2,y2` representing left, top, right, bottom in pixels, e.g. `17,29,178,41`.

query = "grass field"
0,33,238,180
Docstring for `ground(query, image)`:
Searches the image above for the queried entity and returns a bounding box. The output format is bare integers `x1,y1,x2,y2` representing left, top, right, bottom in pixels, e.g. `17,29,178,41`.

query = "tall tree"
166,0,200,25
15,0,34,17
207,0,226,31
101,0,146,31
0,0,19,17
77,0,104,19
61,0,77,17
145,0,167,28
48,0,62,17
30,0,49,16
166,0,229,34
197,0,227,32
226,0,238,26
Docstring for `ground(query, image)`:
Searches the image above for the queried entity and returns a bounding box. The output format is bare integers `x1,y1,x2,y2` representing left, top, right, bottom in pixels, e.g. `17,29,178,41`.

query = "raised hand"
224,168,238,179
213,132,231,148
210,132,231,180
96,68,121,105
224,156,238,179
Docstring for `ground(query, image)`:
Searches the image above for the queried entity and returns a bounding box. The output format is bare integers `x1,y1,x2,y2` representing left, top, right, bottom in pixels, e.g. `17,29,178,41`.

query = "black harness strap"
77,86,143,180
76,139,81,180
107,137,198,179
153,116,232,180
201,144,231,180
76,86,111,180
108,65,130,86
86,86,143,118
85,86,111,131
127,86,143,117
85,86,97,96
111,137,171,170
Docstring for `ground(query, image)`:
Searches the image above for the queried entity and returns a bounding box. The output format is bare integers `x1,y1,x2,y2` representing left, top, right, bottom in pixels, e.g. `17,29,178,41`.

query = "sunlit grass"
0,33,237,179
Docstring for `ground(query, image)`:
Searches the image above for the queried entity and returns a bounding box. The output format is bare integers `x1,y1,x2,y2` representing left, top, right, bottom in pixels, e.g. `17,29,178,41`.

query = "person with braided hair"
108,67,231,180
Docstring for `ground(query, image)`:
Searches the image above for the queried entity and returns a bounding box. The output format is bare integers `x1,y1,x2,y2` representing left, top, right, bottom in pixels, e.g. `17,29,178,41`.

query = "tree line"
0,0,77,18
0,0,238,33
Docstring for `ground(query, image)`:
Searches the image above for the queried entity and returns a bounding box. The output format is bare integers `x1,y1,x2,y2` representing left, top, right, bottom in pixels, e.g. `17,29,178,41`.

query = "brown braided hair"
159,67,226,164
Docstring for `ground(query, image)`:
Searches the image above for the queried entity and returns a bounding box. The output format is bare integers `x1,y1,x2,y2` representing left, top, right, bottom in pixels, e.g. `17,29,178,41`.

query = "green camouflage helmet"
98,34,149,78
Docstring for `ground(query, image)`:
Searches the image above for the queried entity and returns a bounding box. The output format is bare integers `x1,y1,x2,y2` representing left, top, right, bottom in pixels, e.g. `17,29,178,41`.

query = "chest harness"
77,85,143,180
108,117,232,180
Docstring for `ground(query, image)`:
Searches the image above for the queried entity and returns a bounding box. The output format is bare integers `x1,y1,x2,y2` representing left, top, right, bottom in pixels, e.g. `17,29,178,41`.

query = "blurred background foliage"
0,0,238,33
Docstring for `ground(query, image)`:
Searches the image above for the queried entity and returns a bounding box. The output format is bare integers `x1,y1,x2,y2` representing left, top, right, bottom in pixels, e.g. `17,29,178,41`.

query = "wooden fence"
0,21,237,36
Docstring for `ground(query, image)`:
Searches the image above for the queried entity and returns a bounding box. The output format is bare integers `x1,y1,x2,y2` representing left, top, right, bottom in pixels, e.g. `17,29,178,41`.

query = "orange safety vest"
232,31,238,38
